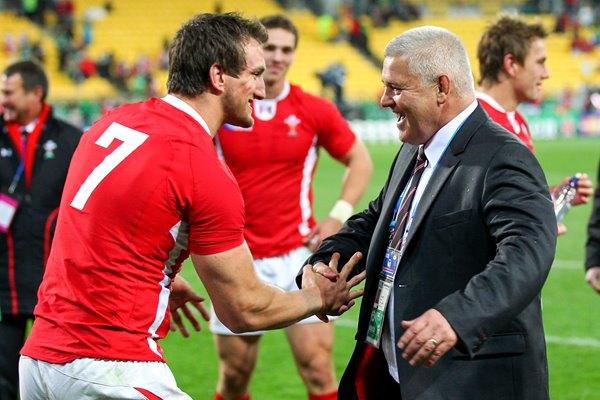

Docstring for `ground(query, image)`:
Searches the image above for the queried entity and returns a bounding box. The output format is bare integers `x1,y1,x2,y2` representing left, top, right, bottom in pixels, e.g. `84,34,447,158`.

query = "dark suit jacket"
307,105,557,400
586,159,600,270
0,109,82,315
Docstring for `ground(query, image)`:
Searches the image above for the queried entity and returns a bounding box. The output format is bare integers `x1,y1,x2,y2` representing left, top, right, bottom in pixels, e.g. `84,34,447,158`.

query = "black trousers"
0,315,30,400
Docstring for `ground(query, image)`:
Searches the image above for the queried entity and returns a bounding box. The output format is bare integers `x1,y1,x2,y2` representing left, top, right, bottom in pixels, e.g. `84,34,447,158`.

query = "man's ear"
209,63,226,94
31,85,44,102
502,53,518,77
437,75,450,103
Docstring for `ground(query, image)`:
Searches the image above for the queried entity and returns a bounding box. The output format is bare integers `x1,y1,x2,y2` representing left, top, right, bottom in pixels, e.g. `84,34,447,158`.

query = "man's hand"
585,266,600,294
308,256,345,322
310,260,340,281
572,173,592,206
553,173,592,236
552,173,592,207
398,309,457,368
169,276,210,337
301,252,366,322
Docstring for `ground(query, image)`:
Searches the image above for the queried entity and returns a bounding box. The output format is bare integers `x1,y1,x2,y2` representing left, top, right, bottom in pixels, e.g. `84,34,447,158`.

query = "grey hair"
384,26,474,96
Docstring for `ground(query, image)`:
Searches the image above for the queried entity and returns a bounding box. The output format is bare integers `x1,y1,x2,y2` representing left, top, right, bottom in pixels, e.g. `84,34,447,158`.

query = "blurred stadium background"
1,0,600,142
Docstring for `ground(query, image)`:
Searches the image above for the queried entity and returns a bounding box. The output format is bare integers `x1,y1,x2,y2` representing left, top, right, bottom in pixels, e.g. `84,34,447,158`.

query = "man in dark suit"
585,159,600,294
305,26,557,399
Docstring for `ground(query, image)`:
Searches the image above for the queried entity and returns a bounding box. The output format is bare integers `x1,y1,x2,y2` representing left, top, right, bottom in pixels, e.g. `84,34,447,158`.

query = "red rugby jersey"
216,82,356,258
477,91,535,153
22,96,245,363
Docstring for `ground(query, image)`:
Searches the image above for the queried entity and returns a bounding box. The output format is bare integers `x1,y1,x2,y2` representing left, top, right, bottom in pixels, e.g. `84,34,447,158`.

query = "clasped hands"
302,252,366,322
168,254,368,337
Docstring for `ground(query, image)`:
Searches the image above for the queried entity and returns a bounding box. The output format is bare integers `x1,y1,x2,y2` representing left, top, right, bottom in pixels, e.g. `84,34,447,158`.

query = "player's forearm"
220,285,323,333
193,246,325,333
230,254,364,331
193,245,358,334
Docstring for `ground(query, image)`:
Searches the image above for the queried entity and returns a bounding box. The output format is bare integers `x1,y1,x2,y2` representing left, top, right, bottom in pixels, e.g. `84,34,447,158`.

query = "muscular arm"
192,242,365,333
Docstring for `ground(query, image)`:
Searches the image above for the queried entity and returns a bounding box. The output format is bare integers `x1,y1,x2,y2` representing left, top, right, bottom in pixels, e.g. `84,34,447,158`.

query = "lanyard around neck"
7,130,27,194
5,103,50,189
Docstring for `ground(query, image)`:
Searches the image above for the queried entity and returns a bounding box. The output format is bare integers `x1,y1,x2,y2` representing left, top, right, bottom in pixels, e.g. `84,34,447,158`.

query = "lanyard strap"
388,147,427,251
7,161,24,194
7,132,27,194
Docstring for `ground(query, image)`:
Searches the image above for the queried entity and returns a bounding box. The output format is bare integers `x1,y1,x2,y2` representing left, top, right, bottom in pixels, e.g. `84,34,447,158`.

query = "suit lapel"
361,144,419,309
378,144,420,235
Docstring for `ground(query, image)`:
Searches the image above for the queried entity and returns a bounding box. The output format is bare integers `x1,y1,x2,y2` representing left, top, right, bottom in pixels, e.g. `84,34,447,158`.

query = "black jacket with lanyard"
0,104,82,317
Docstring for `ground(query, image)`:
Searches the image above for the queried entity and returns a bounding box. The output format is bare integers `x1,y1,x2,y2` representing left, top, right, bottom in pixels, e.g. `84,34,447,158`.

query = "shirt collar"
274,80,291,101
255,80,291,107
22,119,38,134
161,94,211,136
475,91,507,113
424,99,478,169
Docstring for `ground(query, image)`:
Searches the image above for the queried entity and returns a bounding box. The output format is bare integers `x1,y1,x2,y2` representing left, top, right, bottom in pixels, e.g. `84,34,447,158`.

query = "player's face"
0,73,39,124
513,38,549,104
380,56,441,145
262,28,296,86
223,39,266,128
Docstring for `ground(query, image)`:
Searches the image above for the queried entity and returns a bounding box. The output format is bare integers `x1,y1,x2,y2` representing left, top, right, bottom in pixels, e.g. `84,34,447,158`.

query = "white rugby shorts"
19,356,191,399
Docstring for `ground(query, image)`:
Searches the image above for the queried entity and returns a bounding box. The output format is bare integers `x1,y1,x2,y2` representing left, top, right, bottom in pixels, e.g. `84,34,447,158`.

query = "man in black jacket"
585,159,600,294
0,60,82,399
305,26,556,399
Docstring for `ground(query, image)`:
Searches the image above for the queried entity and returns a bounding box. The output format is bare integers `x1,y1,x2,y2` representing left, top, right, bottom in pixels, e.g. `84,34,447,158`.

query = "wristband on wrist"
328,199,354,223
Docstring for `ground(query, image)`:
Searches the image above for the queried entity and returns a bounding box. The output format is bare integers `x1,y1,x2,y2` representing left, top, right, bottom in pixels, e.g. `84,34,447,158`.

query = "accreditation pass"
366,247,400,348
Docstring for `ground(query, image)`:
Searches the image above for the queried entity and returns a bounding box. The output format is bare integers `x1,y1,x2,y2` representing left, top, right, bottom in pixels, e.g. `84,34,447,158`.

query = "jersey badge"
43,140,57,159
284,114,301,137
254,99,277,121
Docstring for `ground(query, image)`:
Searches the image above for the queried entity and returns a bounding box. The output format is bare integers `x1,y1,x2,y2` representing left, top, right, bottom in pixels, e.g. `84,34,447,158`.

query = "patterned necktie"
390,145,428,249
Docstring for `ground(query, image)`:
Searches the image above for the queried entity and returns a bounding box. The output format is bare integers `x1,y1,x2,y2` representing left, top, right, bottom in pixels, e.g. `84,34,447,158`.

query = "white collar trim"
161,94,211,136
475,91,507,113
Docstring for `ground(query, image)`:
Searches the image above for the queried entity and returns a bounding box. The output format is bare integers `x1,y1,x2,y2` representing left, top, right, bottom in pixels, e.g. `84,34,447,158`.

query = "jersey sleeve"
186,148,245,256
313,97,357,159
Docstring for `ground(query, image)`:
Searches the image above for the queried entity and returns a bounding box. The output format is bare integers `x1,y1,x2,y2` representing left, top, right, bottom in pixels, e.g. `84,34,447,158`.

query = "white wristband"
328,199,354,223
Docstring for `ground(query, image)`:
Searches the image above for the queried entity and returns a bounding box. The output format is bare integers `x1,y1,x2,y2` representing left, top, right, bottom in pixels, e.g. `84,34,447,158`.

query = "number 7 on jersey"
70,122,149,210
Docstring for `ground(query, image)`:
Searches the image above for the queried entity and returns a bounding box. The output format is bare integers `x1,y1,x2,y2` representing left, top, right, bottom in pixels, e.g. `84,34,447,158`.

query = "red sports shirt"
216,82,356,258
477,91,535,152
22,95,245,363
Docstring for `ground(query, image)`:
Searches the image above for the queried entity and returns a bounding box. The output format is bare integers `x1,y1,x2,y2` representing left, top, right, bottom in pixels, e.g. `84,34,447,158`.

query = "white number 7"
70,122,149,210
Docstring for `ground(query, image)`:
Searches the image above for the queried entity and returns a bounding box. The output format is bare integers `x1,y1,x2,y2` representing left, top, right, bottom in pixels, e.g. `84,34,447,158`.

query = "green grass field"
163,138,600,400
